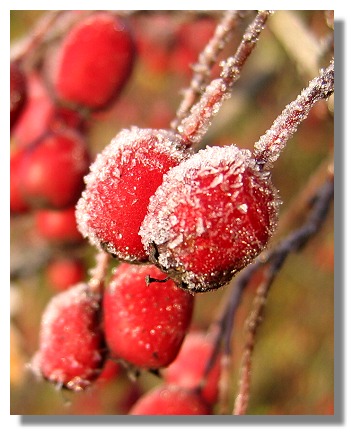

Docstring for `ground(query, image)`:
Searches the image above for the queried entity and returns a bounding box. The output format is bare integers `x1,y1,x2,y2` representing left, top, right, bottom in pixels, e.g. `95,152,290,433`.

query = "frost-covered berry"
128,384,211,415
30,283,104,391
103,262,194,370
50,12,135,110
140,145,279,292
76,127,189,263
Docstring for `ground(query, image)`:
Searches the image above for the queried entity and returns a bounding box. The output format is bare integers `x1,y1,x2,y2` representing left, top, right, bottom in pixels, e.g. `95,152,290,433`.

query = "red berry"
163,330,221,405
176,16,217,57
171,16,218,77
10,149,31,214
133,13,177,75
140,145,279,292
50,12,135,110
76,127,188,262
128,384,211,415
11,71,86,146
46,257,86,291
20,129,90,209
103,263,194,370
30,283,104,391
10,61,27,129
35,207,83,244
11,71,54,147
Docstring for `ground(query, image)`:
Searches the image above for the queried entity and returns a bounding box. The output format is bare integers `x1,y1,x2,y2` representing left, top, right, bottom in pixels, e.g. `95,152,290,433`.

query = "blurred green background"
10,10,334,416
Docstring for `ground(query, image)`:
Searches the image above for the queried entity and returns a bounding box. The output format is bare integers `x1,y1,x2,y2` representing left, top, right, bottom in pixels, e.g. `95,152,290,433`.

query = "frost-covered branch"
253,59,334,169
176,10,272,146
171,10,249,131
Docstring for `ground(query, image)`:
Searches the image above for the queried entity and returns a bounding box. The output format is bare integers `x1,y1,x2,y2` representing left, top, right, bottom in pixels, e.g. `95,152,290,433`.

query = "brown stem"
233,177,334,415
233,262,277,415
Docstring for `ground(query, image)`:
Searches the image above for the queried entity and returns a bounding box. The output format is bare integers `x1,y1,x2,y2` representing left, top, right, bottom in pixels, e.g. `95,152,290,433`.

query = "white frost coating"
39,283,95,342
75,126,187,255
140,144,280,291
140,144,254,247
177,79,230,144
83,127,186,189
29,283,101,385
253,59,334,168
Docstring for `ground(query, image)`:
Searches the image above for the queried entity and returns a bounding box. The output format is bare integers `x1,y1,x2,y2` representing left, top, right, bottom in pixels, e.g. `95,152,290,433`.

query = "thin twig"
233,176,334,415
87,250,111,295
176,10,272,146
253,59,334,170
171,10,250,131
11,11,65,63
200,171,333,413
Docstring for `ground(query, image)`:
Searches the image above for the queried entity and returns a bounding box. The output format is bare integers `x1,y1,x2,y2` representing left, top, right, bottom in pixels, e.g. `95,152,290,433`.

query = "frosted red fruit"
35,207,83,244
76,127,188,263
163,330,221,405
128,384,211,415
20,129,90,209
30,283,104,391
51,12,135,110
103,263,194,370
140,145,279,292
10,61,27,129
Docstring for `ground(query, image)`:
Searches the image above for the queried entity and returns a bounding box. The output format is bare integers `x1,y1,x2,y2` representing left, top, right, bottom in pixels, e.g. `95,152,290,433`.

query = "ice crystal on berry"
76,127,189,262
30,283,104,391
140,145,280,292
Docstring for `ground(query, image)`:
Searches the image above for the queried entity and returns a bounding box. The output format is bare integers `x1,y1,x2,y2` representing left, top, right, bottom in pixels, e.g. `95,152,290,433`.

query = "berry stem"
176,10,272,146
253,59,334,170
87,250,111,296
171,10,249,131
11,10,64,63
233,176,334,415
